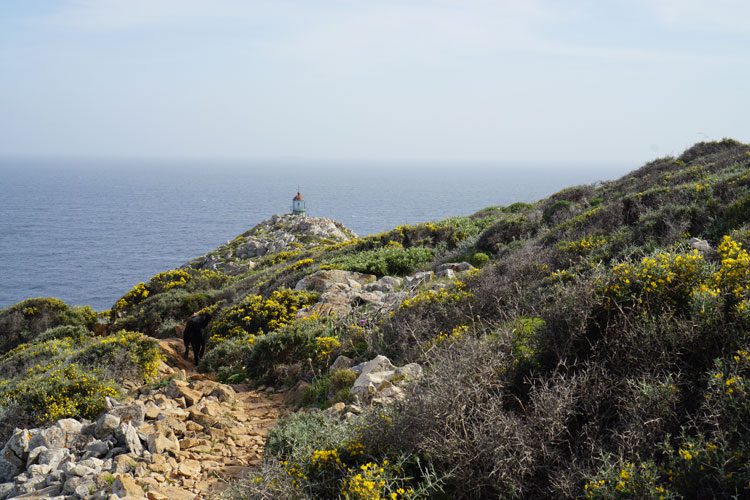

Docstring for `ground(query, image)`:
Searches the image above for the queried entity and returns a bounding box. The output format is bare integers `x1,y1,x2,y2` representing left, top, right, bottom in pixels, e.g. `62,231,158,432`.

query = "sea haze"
0,158,631,310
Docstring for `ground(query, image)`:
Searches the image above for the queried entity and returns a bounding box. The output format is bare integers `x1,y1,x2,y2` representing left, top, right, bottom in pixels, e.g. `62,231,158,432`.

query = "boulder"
166,380,203,407
396,363,423,380
38,447,69,471
176,459,201,477
0,429,32,480
364,276,403,293
436,268,456,279
323,402,346,418
0,483,14,499
350,355,422,404
354,291,387,306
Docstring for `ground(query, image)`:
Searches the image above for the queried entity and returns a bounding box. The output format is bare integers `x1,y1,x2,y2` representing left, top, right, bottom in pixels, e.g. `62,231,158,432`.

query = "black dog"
183,313,212,365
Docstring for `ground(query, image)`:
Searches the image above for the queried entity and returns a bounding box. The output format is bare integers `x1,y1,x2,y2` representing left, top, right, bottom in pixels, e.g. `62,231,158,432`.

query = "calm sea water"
0,158,631,310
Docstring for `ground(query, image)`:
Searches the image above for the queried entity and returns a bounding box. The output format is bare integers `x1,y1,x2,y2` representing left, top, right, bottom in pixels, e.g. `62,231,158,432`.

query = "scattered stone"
404,270,435,287
112,474,145,498
690,237,712,254
84,440,110,458
0,347,286,498
109,403,146,428
283,380,311,407
323,402,346,418
436,262,474,273
147,432,180,455
330,355,354,372
209,385,236,403
56,419,83,435
115,423,143,456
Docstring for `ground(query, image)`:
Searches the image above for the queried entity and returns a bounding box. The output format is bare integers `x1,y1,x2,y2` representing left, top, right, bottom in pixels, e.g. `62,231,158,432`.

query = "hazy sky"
1,0,747,163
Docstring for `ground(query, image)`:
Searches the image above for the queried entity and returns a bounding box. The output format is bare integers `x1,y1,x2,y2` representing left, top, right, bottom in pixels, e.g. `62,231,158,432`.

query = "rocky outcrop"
192,214,356,272
348,355,422,406
295,271,406,318
0,368,286,499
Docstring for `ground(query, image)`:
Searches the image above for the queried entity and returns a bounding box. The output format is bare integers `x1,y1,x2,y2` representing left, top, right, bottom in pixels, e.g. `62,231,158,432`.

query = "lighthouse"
291,191,306,215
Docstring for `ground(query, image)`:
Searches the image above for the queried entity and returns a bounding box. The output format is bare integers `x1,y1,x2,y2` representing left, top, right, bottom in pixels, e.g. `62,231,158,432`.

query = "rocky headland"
2,140,750,498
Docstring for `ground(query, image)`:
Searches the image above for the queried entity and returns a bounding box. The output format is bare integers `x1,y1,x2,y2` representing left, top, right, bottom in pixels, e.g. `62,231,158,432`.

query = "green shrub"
199,335,255,381
542,199,573,224
330,369,357,403
475,215,538,253
470,252,490,267
266,410,351,461
244,318,332,383
113,268,229,316
35,325,90,343
0,364,119,428
111,289,215,338
330,246,434,276
71,330,162,382
0,298,96,354
302,376,332,408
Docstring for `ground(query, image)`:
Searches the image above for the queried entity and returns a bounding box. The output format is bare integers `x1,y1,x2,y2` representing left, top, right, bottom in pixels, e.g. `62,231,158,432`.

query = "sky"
0,0,748,164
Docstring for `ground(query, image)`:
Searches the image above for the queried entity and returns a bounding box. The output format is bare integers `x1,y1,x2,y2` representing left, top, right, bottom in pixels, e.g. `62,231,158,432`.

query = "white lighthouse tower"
291,191,306,215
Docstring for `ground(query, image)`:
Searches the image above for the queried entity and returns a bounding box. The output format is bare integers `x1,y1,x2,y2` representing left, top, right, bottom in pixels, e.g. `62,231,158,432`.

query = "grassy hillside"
1,139,750,498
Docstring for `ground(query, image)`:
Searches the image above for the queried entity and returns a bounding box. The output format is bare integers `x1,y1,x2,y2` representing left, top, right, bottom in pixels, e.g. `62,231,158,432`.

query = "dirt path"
129,338,289,498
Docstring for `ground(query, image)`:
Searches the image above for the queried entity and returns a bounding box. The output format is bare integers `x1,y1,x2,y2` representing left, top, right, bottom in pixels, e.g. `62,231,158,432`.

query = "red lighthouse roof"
293,192,304,201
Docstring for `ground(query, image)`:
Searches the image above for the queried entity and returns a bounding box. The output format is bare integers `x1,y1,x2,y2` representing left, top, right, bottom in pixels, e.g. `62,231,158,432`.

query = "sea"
0,158,632,310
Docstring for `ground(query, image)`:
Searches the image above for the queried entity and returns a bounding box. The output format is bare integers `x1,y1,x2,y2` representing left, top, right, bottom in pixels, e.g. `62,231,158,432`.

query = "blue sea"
0,158,631,310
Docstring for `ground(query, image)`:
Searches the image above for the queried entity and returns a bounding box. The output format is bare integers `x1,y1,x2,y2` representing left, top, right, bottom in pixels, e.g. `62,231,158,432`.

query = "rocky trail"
0,337,288,499
136,338,289,497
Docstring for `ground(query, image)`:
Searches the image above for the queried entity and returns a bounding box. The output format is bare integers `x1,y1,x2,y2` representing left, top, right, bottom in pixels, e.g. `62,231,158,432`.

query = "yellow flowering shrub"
715,236,750,304
583,461,671,499
0,364,119,423
72,330,164,382
426,325,469,349
340,461,415,500
557,235,607,254
315,336,341,362
113,268,229,315
207,289,318,345
604,237,750,318
311,448,344,470
550,269,576,282
285,258,315,272
270,250,302,265
399,280,472,310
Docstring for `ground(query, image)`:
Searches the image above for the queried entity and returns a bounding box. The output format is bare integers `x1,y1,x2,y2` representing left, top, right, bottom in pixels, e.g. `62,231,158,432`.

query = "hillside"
1,139,750,498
